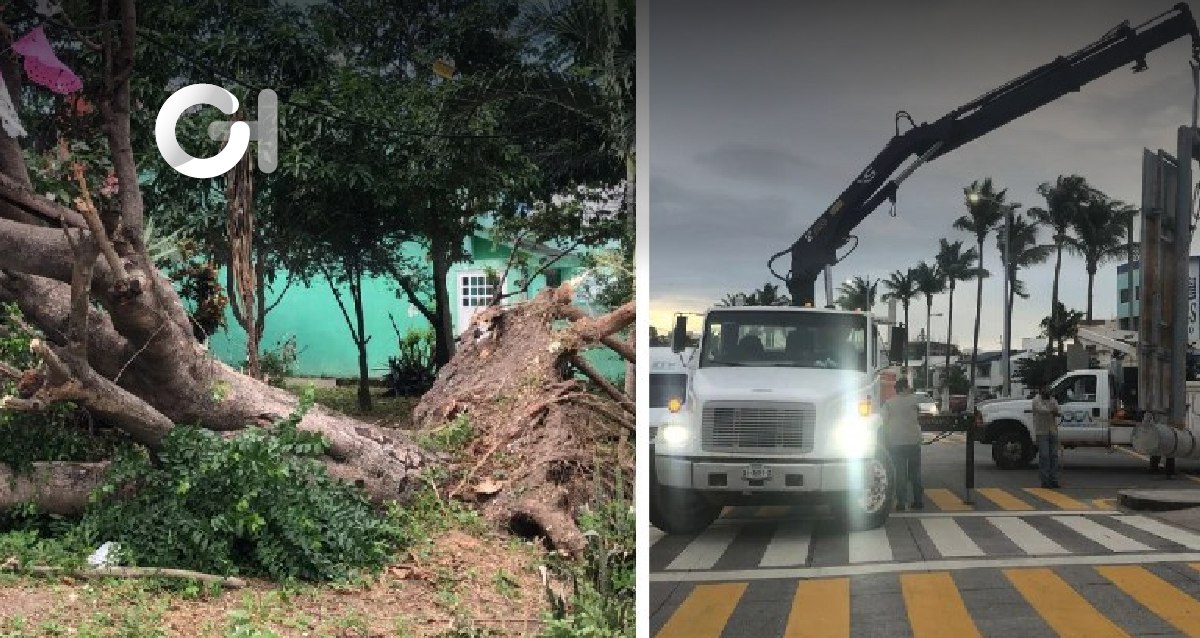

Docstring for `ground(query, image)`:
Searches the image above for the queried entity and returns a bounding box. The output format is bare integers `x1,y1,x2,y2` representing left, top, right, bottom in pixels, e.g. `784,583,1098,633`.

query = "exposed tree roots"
412,286,634,556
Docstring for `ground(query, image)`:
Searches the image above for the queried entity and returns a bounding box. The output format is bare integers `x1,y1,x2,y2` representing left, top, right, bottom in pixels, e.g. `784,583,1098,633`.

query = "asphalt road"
648,438,1200,637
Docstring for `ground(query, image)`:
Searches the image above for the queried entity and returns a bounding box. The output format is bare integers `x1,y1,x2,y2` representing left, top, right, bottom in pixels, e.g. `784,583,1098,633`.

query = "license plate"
743,464,772,481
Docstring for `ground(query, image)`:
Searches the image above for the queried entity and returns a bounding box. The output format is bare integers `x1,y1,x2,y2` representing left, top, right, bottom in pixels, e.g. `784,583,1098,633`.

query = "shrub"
254,335,299,387
539,467,634,637
384,328,437,397
78,388,405,581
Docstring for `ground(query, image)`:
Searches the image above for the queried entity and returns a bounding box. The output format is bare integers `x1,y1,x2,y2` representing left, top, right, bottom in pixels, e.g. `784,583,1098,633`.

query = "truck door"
1051,372,1107,444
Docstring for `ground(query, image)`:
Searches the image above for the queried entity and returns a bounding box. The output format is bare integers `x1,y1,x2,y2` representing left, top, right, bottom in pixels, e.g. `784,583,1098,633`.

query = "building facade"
1115,256,1199,340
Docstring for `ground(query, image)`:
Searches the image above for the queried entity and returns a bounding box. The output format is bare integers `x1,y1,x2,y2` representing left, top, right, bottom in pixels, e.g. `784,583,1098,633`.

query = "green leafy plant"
539,466,634,637
383,327,437,397
78,388,406,581
0,304,127,475
254,335,300,387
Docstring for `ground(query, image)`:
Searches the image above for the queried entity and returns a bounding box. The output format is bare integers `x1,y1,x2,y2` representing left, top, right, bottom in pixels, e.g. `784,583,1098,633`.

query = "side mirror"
672,315,688,353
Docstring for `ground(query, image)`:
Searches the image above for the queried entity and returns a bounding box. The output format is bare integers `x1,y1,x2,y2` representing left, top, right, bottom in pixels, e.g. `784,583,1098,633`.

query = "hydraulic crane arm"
777,3,1200,307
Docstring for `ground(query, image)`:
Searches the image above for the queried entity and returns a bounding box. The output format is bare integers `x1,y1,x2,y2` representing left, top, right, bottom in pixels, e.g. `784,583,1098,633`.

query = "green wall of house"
202,238,625,382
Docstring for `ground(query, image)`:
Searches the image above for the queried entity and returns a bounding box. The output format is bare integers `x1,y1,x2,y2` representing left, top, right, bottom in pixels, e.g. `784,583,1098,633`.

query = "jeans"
889,444,923,506
1037,433,1061,486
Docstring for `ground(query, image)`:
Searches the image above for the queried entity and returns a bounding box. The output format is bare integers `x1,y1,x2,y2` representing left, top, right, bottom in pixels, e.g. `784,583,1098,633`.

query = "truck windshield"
699,311,869,371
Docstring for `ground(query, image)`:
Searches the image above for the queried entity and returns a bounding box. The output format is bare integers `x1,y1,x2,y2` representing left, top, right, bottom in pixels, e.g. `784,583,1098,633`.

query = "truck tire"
831,451,894,530
651,485,720,535
991,428,1034,469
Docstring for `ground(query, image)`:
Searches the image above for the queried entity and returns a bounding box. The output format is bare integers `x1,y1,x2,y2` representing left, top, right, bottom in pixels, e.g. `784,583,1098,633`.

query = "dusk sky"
648,0,1200,351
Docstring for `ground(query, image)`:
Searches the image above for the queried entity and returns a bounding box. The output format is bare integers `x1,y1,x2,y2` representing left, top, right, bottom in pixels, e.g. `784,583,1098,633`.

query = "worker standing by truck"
1032,386,1062,488
882,377,924,511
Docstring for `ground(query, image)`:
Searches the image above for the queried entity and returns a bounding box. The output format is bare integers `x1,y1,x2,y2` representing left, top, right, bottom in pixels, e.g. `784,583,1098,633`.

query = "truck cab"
977,368,1124,468
651,306,895,534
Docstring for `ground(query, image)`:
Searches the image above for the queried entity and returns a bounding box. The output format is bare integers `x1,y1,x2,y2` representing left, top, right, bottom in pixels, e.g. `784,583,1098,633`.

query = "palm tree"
1065,192,1137,322
883,268,918,373
1028,175,1090,330
836,276,878,312
956,178,1017,405
995,213,1053,361
1041,301,1083,355
935,238,983,395
718,282,791,307
911,261,945,390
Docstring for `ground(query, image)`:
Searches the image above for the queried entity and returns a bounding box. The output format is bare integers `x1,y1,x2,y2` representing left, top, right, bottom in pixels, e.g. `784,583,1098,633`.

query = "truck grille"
701,401,815,452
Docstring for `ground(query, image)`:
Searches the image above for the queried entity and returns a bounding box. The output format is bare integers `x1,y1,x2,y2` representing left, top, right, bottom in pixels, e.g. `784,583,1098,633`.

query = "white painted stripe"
986,516,1068,555
649,527,665,547
665,525,739,571
759,522,812,568
921,518,983,557
848,527,893,563
1111,515,1200,550
650,552,1200,583
1051,516,1152,552
890,509,1099,519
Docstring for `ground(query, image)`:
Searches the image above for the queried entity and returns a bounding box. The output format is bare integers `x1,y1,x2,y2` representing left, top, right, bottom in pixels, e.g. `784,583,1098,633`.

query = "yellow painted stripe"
900,572,982,638
1091,498,1117,511
784,578,849,638
1023,488,1090,510
925,488,973,511
1006,568,1128,638
1096,565,1200,637
977,487,1034,510
655,582,747,638
756,505,793,518
1193,563,1200,573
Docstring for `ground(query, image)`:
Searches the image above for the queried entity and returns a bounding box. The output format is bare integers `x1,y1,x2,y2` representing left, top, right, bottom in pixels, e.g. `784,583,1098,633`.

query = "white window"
457,271,503,333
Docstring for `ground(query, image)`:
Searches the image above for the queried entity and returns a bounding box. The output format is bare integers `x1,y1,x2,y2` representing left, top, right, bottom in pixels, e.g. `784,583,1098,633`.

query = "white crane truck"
651,307,895,533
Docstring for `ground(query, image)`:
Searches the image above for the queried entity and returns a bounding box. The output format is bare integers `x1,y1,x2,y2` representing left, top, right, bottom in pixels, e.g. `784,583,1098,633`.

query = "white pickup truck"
651,306,895,534
976,367,1200,468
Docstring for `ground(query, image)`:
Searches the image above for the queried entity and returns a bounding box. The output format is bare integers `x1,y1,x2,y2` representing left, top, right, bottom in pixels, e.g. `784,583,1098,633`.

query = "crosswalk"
651,487,1200,577
652,511,1200,577
650,563,1200,637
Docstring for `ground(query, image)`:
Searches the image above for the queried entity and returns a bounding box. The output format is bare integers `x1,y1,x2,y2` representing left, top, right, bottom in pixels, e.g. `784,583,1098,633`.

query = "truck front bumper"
655,455,874,492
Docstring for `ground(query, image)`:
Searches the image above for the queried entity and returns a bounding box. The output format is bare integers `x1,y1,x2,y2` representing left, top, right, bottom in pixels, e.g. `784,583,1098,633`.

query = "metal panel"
701,401,816,452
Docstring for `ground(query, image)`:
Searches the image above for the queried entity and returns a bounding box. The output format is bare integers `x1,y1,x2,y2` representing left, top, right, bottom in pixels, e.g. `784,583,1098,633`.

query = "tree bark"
1086,265,1096,323
969,240,985,406
351,264,372,413
944,282,955,393
0,0,431,515
430,241,455,367
1050,243,1063,354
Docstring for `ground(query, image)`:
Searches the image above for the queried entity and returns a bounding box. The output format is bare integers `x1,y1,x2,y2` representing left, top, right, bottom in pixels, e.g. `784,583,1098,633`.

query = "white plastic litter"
87,541,121,568
0,85,26,139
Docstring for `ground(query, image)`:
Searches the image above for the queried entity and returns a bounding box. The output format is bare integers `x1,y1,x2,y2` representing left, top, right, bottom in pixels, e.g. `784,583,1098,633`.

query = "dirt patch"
0,529,552,636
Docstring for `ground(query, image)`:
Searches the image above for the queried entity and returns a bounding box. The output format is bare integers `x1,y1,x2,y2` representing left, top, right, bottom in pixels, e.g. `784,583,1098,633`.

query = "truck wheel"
991,429,1033,469
831,452,894,530
652,485,720,535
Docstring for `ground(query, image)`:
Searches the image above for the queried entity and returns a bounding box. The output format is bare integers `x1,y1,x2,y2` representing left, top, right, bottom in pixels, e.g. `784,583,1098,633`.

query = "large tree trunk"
1086,265,1096,323
944,283,955,395
412,285,633,556
0,0,430,515
430,243,455,366
969,240,985,407
1050,243,1063,354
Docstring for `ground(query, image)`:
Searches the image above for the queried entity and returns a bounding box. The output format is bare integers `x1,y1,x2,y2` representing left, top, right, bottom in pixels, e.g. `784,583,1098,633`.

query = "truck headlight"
660,424,690,446
834,419,875,457
667,397,683,413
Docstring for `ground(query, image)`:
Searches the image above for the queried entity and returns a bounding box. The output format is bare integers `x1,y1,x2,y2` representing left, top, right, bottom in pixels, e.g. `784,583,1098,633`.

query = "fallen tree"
412,285,634,556
0,1,428,512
